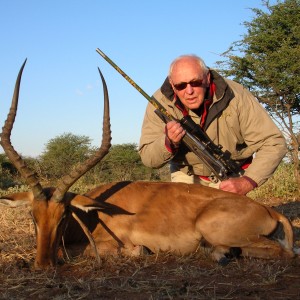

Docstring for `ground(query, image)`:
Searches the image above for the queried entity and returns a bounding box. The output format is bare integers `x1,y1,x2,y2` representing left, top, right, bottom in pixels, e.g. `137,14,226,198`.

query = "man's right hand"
165,121,186,147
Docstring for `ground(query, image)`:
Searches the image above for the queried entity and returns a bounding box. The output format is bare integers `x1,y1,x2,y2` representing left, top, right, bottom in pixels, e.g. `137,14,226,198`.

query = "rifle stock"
96,48,244,181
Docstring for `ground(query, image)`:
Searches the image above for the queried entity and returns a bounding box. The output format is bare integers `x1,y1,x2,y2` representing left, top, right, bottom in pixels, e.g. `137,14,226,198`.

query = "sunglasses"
173,79,204,91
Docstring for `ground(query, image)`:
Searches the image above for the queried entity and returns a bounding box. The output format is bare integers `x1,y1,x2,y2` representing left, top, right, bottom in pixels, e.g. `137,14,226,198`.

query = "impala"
0,60,297,270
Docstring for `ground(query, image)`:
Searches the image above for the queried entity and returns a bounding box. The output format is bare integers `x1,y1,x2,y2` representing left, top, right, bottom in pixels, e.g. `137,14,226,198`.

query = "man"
139,54,287,195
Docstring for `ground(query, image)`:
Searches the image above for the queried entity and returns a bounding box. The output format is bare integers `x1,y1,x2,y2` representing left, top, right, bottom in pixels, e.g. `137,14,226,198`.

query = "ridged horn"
52,68,112,202
0,59,46,201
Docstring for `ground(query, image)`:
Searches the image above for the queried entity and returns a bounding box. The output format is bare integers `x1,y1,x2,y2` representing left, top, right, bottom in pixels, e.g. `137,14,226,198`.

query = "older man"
139,54,287,195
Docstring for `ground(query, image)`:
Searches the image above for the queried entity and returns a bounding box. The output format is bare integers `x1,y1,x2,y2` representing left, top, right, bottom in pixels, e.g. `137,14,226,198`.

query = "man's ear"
169,79,179,98
169,77,175,90
206,72,211,87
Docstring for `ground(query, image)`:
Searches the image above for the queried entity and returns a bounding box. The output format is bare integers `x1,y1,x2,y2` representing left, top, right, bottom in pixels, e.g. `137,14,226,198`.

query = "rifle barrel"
96,48,175,120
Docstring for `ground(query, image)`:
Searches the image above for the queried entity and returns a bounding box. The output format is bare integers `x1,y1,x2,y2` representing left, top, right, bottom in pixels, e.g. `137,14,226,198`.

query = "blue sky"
0,0,272,157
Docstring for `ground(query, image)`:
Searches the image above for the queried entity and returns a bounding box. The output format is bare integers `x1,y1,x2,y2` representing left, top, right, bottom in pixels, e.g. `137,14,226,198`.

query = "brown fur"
0,181,295,268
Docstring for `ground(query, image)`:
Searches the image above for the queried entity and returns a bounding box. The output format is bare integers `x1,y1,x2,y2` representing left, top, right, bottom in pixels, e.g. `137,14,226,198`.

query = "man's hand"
165,121,186,147
219,177,255,195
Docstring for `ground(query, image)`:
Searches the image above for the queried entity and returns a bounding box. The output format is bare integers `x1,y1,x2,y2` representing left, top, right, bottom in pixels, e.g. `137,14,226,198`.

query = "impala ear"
0,191,34,207
70,194,110,212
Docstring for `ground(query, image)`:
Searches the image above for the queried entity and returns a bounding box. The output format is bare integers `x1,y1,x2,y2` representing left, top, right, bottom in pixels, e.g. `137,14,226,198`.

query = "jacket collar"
160,70,235,130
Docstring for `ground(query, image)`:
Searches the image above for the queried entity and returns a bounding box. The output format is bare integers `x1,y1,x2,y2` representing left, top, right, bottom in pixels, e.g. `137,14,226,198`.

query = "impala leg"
240,237,295,259
81,239,144,257
122,245,144,256
211,245,242,266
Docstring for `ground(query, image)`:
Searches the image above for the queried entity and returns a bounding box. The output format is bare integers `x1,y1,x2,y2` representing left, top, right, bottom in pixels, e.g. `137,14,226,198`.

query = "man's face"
169,57,210,110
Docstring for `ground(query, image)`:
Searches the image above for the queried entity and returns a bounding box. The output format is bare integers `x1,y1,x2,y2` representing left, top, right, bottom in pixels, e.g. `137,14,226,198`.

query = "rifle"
96,48,244,181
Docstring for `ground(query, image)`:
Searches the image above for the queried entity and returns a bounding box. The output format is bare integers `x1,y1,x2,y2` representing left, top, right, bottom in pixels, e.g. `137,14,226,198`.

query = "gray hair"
168,54,209,79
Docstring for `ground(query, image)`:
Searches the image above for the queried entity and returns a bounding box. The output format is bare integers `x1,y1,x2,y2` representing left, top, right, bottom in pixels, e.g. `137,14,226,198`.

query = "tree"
39,133,91,181
100,143,150,181
216,0,300,186
80,143,164,185
0,153,18,188
0,153,17,176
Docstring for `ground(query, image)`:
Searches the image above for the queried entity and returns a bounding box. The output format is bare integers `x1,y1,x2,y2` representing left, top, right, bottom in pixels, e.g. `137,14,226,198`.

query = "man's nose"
185,83,194,94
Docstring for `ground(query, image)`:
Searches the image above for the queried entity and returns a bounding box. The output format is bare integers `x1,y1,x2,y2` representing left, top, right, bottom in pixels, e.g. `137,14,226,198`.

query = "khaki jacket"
139,70,287,186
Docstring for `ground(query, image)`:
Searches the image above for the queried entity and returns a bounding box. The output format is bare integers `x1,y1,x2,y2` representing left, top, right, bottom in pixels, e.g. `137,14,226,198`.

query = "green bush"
248,163,299,200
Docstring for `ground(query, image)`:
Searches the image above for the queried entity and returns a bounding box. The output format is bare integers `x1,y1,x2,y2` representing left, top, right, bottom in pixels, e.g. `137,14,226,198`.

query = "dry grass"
0,198,300,299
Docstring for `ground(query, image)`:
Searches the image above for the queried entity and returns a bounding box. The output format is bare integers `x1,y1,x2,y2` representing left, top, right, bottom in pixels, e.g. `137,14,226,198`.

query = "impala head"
0,59,112,269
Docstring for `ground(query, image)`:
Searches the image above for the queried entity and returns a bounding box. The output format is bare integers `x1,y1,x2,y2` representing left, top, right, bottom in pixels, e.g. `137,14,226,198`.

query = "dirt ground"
0,197,299,300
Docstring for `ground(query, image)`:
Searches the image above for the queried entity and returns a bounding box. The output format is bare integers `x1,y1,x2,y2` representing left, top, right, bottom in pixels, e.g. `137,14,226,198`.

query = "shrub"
248,163,299,200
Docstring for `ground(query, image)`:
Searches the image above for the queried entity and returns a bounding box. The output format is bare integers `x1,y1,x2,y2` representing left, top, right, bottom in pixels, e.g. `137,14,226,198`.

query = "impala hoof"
218,257,230,266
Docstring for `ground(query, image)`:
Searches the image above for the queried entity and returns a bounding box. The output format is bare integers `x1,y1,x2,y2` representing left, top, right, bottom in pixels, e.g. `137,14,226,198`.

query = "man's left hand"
219,177,255,195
